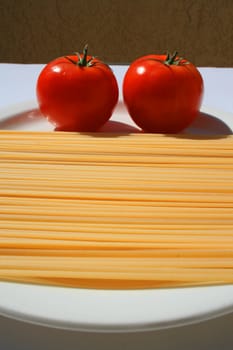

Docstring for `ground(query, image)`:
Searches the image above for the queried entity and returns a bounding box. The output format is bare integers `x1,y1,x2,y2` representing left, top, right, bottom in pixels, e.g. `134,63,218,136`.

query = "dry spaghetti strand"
0,131,233,289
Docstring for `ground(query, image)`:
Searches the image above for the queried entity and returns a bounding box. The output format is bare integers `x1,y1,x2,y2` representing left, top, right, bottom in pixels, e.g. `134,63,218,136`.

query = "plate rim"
0,282,233,332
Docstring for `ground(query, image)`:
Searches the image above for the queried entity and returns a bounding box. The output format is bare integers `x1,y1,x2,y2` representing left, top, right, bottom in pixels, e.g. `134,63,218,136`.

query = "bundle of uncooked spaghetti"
0,130,232,289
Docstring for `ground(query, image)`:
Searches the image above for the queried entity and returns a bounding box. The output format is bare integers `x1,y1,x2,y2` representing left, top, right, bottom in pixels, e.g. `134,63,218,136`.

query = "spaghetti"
0,131,232,289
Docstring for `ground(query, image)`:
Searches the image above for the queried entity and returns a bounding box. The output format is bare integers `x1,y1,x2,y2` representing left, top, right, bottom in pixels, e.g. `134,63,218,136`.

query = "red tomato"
36,45,119,132
123,52,204,133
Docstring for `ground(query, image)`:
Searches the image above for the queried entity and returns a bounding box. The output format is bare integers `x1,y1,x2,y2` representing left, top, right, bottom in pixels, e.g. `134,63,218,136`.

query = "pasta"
0,130,233,289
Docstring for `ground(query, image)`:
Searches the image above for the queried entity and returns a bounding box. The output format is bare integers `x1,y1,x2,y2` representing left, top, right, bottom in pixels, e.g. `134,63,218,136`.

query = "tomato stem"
165,51,179,65
65,45,95,67
78,44,89,66
164,52,189,66
78,44,96,67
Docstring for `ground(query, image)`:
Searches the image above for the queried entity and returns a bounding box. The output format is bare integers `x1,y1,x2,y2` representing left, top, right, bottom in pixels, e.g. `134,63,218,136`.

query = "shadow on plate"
0,109,49,130
0,107,232,138
0,107,141,135
182,111,232,138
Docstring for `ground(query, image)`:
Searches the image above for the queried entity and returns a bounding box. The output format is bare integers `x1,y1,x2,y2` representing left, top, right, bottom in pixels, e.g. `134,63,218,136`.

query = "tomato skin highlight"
123,54,204,133
36,54,119,132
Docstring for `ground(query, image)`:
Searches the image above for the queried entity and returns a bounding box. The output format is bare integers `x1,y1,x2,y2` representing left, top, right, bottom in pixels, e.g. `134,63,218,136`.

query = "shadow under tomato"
95,120,141,135
0,106,141,135
94,110,232,139
0,109,40,128
178,111,232,140
0,109,53,131
0,106,232,138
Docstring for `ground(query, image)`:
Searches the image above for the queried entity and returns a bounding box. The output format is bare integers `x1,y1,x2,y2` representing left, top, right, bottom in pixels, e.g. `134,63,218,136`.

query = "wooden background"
0,0,232,66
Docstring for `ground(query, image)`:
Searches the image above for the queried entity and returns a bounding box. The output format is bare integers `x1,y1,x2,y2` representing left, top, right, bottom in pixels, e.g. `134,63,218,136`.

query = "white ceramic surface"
0,101,232,332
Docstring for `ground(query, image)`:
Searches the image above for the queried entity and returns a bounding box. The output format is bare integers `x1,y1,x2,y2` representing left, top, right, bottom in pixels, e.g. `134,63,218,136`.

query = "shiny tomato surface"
123,53,204,133
36,47,119,132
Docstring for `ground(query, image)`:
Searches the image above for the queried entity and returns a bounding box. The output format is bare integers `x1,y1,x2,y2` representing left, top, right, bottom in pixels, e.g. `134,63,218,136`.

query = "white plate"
0,101,233,333
0,99,232,134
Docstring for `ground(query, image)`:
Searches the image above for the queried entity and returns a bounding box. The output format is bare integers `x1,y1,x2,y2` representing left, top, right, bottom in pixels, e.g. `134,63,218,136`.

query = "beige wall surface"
0,0,233,66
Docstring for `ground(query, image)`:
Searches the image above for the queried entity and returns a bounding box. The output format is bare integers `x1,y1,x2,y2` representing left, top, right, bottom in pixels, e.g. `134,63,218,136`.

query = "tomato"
123,52,204,133
36,45,119,132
